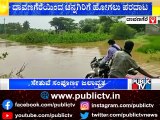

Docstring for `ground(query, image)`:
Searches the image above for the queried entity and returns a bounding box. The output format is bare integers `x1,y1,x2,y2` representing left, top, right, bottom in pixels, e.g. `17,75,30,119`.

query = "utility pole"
4,18,6,34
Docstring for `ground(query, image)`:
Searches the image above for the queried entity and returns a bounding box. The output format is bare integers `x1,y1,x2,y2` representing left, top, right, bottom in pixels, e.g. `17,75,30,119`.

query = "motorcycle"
85,57,138,78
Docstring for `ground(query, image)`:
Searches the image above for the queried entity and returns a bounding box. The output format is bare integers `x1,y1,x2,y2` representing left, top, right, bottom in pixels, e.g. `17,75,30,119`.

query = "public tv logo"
149,16,157,24
2,112,13,120
132,78,151,90
80,101,90,111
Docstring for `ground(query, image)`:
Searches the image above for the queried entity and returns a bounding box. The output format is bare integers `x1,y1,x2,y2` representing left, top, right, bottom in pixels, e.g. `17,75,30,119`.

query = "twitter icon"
80,112,89,119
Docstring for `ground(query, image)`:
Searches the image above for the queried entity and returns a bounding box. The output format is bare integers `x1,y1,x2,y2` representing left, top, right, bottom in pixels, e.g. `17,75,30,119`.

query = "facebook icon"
2,99,13,110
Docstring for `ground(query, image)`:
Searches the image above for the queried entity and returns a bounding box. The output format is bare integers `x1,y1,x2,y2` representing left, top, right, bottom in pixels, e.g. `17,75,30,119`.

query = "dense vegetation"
137,35,160,54
1,16,159,54
0,16,141,44
110,22,136,39
1,32,109,44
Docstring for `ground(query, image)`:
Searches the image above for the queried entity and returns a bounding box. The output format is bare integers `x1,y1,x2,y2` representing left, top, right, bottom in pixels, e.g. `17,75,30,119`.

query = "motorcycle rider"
99,39,121,67
108,41,159,78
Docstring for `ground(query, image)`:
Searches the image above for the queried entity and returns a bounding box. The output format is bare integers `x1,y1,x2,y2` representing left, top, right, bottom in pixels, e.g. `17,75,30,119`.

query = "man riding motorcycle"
108,41,159,78
99,39,121,68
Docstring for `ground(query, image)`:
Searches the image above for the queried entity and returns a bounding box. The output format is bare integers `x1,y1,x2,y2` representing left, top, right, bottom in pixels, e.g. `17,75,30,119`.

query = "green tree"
6,22,23,34
0,24,4,34
79,18,99,33
110,22,136,39
99,16,114,33
49,17,59,33
23,21,30,31
99,16,124,33
62,18,77,32
49,17,77,33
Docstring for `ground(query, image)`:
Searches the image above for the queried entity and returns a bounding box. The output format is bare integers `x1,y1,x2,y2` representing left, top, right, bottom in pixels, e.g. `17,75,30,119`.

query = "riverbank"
0,32,109,44
131,34,160,53
137,35,160,53
132,35,160,62
1,32,160,62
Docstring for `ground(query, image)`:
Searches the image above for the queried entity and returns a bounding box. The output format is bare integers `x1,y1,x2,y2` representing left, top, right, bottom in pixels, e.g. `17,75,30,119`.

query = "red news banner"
1,90,160,119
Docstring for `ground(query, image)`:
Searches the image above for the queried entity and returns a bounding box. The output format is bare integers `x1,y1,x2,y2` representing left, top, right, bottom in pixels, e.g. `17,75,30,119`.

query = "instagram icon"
80,101,90,111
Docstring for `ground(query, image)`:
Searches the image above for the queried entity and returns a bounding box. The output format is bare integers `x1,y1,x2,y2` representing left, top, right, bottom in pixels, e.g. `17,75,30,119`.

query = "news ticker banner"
0,0,158,16
9,2,152,15
0,0,160,16
0,78,160,90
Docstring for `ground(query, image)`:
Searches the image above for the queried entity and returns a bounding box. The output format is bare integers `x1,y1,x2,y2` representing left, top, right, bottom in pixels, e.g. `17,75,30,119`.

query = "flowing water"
0,39,159,78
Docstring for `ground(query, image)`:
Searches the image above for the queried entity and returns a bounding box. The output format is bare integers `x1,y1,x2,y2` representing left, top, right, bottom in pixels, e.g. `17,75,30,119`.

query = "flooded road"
0,39,159,78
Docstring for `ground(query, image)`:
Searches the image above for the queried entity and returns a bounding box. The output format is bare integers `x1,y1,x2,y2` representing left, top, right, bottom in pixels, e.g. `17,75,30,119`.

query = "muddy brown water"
0,39,159,78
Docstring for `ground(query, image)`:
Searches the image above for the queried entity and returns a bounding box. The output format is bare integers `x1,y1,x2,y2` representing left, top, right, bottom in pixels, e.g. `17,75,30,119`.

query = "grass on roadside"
136,35,160,54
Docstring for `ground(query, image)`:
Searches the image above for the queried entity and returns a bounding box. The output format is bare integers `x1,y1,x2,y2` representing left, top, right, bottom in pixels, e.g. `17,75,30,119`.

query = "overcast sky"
0,16,98,30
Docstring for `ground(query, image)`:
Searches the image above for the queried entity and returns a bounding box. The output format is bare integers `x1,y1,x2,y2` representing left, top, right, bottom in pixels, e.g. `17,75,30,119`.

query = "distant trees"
6,22,23,34
110,22,136,39
78,17,121,33
99,16,114,33
49,17,77,33
23,21,30,31
0,24,4,34
79,18,99,33
49,17,138,39
99,16,123,33
76,16,124,34
0,21,30,34
0,17,139,40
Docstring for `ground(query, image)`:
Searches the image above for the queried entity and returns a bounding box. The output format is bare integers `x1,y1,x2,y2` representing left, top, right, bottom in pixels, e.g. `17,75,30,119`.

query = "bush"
137,35,160,53
0,34,10,39
2,32,109,44
22,32,47,43
110,22,136,40
6,31,48,43
46,32,109,43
